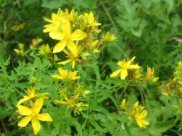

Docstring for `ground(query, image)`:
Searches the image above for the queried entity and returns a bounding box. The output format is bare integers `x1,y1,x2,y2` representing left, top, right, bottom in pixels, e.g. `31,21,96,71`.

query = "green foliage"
114,0,182,80
0,0,182,136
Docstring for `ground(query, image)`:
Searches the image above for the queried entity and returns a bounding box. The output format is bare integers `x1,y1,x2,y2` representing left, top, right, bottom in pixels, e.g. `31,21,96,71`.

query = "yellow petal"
49,31,64,40
37,113,53,122
58,68,64,74
58,59,71,65
120,69,128,80
142,120,149,126
51,74,62,79
62,21,71,36
110,69,121,78
67,41,76,53
32,98,43,114
136,119,149,128
17,97,30,106
17,105,32,115
18,116,31,127
139,110,148,118
31,119,41,135
53,41,66,53
129,64,140,69
71,29,87,41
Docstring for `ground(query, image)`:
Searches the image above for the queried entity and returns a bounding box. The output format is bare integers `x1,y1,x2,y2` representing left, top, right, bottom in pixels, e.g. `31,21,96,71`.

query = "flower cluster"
161,61,182,96
52,68,80,81
15,9,116,135
120,99,149,128
55,85,90,113
44,9,116,69
110,57,159,84
145,67,159,83
14,38,53,62
110,57,140,80
16,87,52,135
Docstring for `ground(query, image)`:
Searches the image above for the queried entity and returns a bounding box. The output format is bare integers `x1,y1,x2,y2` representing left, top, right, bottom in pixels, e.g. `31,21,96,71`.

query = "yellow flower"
64,9,77,22
120,99,126,110
11,23,26,32
84,12,101,27
30,38,42,49
145,67,159,82
14,43,24,56
17,98,53,135
52,20,86,53
133,67,143,79
38,44,52,56
56,95,88,112
56,95,78,108
134,110,149,128
103,32,117,42
75,102,89,112
51,68,80,81
131,102,149,128
58,44,80,69
44,10,87,54
174,61,182,82
43,10,65,38
17,87,49,106
110,57,140,80
89,40,100,53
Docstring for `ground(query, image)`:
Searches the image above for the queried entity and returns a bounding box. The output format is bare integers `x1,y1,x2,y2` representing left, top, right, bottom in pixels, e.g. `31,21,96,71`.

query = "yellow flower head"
17,98,53,135
30,38,42,49
17,87,49,106
133,67,143,79
14,43,24,56
51,68,80,81
83,12,101,27
58,44,80,69
52,20,87,53
64,9,77,22
75,102,89,112
43,9,87,53
145,67,159,82
38,44,52,56
56,93,88,112
103,32,117,42
174,61,182,82
11,22,26,32
120,99,126,110
110,57,140,80
131,102,149,128
56,95,78,108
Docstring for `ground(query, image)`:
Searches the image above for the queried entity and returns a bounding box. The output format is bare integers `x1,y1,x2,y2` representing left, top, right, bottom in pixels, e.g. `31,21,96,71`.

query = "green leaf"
150,120,176,135
41,0,67,9
73,0,97,9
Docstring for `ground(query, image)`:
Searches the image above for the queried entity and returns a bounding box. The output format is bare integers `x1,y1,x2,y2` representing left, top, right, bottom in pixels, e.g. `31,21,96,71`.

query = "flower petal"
58,59,71,65
18,116,31,127
37,113,53,122
31,119,41,135
62,21,71,36
110,69,121,78
32,98,43,114
67,41,78,57
71,29,87,41
17,105,32,115
120,69,128,80
53,41,66,53
49,31,64,40
51,74,62,79
139,110,148,119
17,97,30,106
